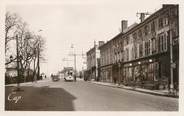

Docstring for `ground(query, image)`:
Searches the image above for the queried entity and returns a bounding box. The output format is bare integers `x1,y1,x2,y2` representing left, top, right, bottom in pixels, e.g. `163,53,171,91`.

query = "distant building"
5,67,34,84
99,39,114,82
86,41,104,81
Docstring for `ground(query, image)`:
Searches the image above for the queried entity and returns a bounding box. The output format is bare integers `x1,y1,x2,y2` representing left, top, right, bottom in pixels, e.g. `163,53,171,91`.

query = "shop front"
100,65,113,83
122,54,170,90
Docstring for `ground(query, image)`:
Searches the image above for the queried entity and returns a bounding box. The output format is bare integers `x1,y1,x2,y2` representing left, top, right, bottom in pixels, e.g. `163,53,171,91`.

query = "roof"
123,23,138,33
99,23,137,50
86,45,97,55
120,4,177,37
99,4,177,50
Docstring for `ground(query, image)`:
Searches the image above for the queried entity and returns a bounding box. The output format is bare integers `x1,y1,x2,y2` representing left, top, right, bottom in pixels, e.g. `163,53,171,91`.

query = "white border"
0,0,183,116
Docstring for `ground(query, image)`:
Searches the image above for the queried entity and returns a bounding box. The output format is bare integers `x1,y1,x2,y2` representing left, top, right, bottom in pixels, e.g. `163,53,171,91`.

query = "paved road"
5,79,178,111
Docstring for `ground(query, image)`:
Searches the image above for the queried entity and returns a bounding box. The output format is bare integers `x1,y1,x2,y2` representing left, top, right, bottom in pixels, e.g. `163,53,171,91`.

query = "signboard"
171,63,176,68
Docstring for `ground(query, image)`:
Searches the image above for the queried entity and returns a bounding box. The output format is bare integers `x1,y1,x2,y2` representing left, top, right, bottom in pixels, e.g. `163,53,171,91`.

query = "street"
5,79,178,111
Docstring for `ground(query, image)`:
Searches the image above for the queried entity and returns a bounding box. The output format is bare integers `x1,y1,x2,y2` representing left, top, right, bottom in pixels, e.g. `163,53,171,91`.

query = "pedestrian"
113,77,117,84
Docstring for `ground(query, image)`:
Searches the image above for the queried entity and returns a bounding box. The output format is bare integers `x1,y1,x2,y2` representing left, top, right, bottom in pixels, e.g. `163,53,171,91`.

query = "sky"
6,0,164,75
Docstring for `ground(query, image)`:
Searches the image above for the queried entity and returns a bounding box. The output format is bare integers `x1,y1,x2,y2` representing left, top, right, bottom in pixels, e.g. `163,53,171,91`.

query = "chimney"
140,13,145,22
121,20,128,33
163,4,173,8
98,41,105,47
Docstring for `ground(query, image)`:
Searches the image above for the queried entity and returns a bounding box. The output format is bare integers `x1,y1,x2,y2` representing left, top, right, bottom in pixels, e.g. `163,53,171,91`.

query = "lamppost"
16,35,21,91
71,44,77,82
169,22,174,94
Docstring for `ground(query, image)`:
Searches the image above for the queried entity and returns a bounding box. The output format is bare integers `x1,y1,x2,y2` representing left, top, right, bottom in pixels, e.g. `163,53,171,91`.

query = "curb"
90,81,179,98
5,79,50,87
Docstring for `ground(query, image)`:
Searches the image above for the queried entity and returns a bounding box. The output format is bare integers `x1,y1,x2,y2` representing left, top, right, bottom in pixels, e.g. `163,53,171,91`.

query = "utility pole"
74,54,77,81
69,44,85,82
62,58,73,67
16,35,20,90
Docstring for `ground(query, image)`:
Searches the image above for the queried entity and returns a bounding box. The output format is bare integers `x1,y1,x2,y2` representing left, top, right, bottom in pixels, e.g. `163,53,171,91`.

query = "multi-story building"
122,4,179,90
86,41,104,81
99,4,179,90
99,39,113,82
99,20,137,83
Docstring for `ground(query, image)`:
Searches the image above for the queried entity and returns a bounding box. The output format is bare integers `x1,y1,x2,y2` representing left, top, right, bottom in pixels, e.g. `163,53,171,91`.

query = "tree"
5,12,22,54
5,11,46,83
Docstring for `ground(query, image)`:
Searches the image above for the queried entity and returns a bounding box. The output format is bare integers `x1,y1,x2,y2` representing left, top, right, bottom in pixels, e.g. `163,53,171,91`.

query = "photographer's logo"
8,92,22,103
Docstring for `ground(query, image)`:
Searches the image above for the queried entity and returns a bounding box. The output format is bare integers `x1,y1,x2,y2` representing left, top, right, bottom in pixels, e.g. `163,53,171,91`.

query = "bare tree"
5,11,46,82
5,12,22,54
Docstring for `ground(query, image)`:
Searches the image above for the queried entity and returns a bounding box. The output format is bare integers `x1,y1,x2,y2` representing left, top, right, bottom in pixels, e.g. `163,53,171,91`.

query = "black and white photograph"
0,0,183,115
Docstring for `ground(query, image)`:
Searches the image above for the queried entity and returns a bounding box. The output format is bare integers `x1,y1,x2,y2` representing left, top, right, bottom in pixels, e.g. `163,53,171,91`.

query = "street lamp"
15,35,21,91
138,61,141,65
149,59,152,62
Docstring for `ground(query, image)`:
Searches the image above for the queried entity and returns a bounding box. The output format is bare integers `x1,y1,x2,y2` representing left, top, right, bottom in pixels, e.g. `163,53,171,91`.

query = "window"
138,29,142,40
161,35,164,51
151,38,156,54
163,34,167,51
148,40,151,55
133,32,137,41
144,25,149,35
145,40,150,56
124,37,129,46
134,46,137,59
158,33,167,52
151,21,155,32
145,41,148,56
114,52,116,63
172,28,178,38
158,35,161,52
131,47,134,60
160,35,164,51
164,17,169,26
121,50,124,61
126,48,129,61
171,7,178,18
158,17,164,28
139,43,143,57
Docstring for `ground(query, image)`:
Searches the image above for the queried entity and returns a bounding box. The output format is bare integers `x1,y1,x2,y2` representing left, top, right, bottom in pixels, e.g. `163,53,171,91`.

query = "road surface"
5,78,178,111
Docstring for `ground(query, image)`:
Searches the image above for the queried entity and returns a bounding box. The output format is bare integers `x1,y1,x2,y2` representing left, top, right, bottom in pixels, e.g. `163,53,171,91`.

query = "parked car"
64,75,74,82
51,75,60,82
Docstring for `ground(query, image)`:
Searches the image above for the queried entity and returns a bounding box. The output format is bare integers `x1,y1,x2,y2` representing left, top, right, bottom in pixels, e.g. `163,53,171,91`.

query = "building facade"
99,4,179,90
86,41,104,81
99,20,136,84
99,40,113,82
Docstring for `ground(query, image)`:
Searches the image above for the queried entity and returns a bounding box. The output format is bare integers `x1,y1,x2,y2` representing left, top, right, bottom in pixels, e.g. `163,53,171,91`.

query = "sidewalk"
5,78,50,87
90,81,179,98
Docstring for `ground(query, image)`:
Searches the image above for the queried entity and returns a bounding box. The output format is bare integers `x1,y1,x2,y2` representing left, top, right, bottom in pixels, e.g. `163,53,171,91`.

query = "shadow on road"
5,85,77,111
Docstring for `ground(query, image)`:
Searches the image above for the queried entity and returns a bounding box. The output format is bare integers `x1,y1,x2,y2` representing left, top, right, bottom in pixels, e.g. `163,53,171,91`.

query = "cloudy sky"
6,0,164,75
